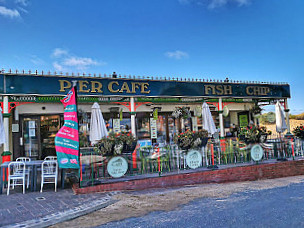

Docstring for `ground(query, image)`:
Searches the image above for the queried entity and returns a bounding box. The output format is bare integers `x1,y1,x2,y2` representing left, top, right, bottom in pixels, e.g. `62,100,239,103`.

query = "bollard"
1,151,11,182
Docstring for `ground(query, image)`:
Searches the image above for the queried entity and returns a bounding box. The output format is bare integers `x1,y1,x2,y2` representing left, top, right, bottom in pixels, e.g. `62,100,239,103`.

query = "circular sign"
250,144,264,161
223,106,229,117
107,156,128,178
186,150,202,169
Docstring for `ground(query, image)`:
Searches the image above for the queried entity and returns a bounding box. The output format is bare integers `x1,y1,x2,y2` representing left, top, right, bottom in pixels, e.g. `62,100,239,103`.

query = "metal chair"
44,156,57,161
7,162,26,195
40,160,58,192
15,157,31,188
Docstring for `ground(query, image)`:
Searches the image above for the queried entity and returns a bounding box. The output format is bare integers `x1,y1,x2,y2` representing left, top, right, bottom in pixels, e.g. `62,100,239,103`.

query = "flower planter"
122,142,137,154
200,137,209,147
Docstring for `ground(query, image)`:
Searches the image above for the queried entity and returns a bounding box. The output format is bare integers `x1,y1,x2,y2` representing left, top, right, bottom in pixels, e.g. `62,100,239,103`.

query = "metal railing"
78,137,304,188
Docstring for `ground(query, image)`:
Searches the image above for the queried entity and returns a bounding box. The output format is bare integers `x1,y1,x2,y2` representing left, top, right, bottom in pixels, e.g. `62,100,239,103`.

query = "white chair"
40,160,58,192
16,157,31,188
7,162,26,195
44,156,57,161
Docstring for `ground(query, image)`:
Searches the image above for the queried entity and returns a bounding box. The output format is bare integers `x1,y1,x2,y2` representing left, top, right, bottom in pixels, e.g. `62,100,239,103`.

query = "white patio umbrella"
275,101,287,160
201,102,217,167
0,107,6,145
89,102,108,145
202,102,217,136
275,101,287,133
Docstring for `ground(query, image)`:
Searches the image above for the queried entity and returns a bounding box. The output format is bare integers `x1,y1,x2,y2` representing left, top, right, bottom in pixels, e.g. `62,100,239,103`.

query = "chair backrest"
16,157,31,163
41,160,58,175
8,161,26,176
44,156,57,161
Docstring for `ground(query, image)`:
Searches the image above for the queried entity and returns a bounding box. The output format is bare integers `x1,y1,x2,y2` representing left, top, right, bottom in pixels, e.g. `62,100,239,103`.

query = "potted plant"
238,126,271,144
293,125,304,139
94,131,137,156
118,131,137,154
174,129,209,150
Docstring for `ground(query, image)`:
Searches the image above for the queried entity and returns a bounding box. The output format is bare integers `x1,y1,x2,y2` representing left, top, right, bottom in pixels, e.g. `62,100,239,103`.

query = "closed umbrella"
0,107,6,145
89,102,108,145
275,101,287,133
202,102,216,136
201,102,217,168
275,101,287,160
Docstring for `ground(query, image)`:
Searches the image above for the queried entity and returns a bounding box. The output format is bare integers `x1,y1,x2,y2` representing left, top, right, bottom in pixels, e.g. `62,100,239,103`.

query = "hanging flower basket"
172,106,191,119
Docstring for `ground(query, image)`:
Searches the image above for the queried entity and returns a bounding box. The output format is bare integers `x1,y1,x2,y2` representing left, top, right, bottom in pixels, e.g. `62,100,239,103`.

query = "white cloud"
52,48,106,71
165,50,189,60
208,0,250,9
53,62,66,72
52,48,68,58
0,6,20,18
178,0,251,9
63,57,100,70
15,0,28,6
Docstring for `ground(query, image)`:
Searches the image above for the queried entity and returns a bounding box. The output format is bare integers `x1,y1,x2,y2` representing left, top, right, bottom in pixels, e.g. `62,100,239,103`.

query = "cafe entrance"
21,115,62,160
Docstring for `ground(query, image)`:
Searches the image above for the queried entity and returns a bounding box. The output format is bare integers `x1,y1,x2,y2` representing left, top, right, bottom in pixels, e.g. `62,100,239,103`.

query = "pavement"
0,184,120,228
97,180,304,228
0,157,302,227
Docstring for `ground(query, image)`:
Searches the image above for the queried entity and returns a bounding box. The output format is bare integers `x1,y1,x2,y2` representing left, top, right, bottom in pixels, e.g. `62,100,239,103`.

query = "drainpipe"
219,98,225,139
284,98,291,135
2,74,12,159
130,97,136,138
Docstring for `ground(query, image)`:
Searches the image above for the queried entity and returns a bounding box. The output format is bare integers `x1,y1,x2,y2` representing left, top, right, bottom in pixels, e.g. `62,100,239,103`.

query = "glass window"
156,115,166,143
137,112,151,140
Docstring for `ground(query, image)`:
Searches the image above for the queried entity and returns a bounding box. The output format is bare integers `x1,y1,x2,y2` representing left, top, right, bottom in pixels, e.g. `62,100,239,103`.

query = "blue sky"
0,0,303,113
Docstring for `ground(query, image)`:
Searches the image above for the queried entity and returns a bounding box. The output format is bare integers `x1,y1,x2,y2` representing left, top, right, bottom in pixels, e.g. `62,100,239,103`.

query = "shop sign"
12,124,19,132
150,118,157,139
113,119,121,133
192,117,198,132
186,150,202,169
223,106,229,117
194,106,202,117
239,114,248,128
107,156,128,178
29,128,35,137
250,144,264,161
153,108,158,120
2,74,290,98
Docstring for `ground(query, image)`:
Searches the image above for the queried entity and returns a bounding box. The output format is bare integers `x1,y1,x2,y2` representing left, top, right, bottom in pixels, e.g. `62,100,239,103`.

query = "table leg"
0,167,3,195
61,169,65,189
30,165,35,192
34,166,38,191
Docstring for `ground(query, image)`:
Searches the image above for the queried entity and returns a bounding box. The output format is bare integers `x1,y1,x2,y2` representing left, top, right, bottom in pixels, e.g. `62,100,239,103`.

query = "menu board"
113,119,121,133
150,118,157,139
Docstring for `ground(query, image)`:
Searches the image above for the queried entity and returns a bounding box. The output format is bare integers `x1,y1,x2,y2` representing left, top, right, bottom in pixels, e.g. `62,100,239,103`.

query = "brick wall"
73,160,304,194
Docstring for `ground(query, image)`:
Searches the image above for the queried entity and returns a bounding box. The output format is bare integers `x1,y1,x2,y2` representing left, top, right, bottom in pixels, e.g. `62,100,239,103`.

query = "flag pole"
72,81,81,185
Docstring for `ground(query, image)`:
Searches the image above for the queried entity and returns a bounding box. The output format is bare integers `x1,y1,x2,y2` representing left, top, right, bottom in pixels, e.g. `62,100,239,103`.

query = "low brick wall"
73,159,304,194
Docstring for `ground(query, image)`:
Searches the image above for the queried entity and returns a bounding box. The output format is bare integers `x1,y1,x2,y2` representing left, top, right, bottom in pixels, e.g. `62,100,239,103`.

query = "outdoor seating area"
78,136,304,188
0,156,65,195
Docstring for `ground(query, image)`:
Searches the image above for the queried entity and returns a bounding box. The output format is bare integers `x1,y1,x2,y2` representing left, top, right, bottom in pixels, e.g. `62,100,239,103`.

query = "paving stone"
0,188,120,227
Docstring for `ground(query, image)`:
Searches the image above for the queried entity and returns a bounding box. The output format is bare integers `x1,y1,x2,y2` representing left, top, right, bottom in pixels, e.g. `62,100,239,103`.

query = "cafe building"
0,71,291,160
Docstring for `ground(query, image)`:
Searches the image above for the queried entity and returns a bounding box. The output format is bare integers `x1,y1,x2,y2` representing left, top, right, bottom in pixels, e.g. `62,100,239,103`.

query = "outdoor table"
0,160,66,195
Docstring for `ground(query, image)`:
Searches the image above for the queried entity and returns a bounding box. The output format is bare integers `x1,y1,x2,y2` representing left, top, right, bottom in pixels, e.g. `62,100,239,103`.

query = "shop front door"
40,115,61,159
21,115,62,160
22,117,41,159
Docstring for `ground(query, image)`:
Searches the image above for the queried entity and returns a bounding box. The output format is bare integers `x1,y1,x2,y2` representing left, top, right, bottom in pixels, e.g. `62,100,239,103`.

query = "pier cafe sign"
0,74,290,98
